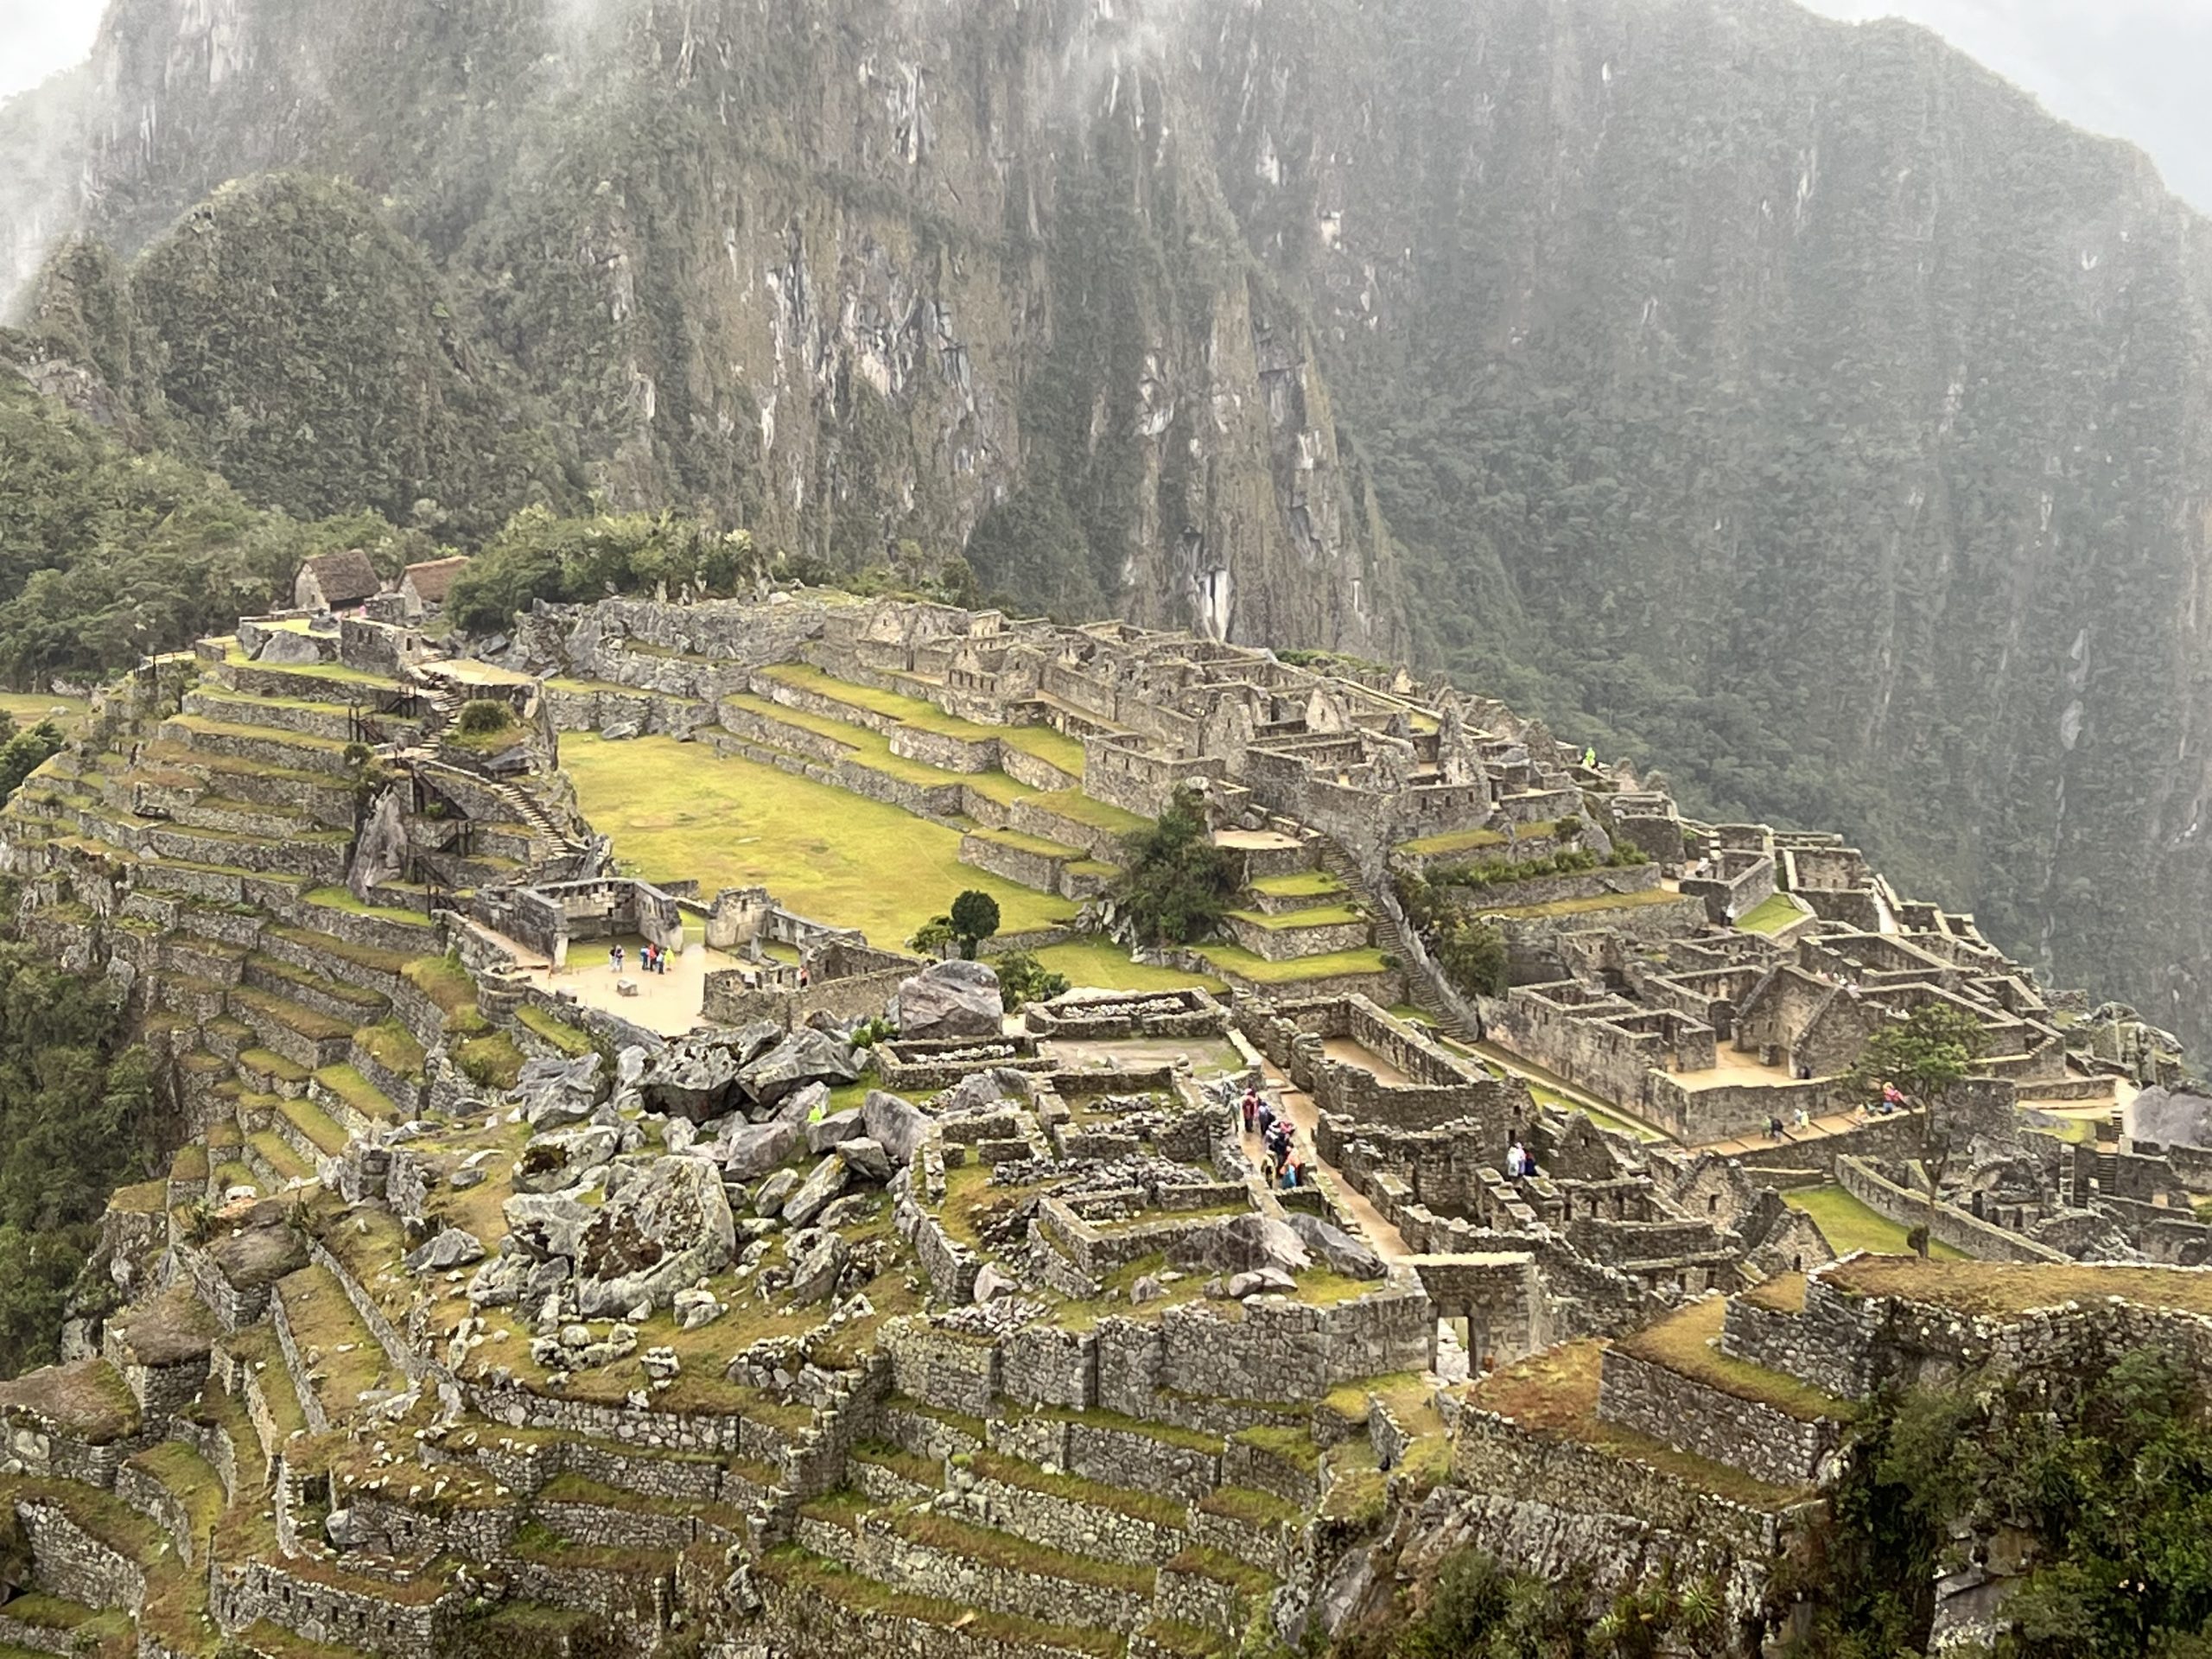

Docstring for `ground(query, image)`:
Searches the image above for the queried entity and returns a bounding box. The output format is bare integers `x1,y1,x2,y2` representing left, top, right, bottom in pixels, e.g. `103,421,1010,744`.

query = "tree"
1109,787,1239,947
1434,915,1510,998
996,950,1071,1012
948,890,1001,960
908,915,956,958
1848,1001,1989,1256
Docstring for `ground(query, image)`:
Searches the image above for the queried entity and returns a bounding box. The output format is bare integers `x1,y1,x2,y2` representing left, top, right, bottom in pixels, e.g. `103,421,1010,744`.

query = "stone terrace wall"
1835,1157,2068,1264
1596,1349,1836,1488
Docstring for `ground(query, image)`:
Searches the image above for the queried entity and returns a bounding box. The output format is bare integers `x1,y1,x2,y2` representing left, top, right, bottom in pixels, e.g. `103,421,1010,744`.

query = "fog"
1800,0,2212,213
0,2,98,103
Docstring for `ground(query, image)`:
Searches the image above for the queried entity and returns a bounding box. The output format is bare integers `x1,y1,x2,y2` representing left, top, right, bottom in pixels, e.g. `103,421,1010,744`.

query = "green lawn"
0,691,90,733
561,734,1074,946
760,664,1087,776
1224,905,1363,931
1248,871,1348,900
1197,943,1393,985
1032,938,1226,995
1786,1185,1967,1261
1398,825,1509,857
1028,790,1151,837
1738,893,1808,936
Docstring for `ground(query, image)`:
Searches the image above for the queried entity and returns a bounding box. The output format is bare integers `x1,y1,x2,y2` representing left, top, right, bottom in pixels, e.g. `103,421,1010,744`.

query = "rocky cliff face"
6,0,2212,1049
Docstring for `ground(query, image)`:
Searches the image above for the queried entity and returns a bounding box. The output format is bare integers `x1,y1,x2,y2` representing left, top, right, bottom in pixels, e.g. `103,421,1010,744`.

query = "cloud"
0,0,100,104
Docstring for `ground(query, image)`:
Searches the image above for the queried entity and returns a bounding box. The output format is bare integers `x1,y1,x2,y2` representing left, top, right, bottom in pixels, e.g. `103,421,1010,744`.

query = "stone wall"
1595,1349,1836,1488
1835,1157,2069,1264
16,1498,147,1612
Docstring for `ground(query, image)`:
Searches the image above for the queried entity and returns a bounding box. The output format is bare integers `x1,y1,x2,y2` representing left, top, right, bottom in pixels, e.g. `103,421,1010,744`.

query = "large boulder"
642,1021,783,1121
738,1030,862,1109
404,1228,486,1275
861,1090,933,1166
715,1118,802,1179
502,1193,594,1262
838,1138,893,1185
935,1068,1034,1115
1193,1213,1313,1279
805,1108,867,1154
894,958,1003,1039
785,1229,850,1305
1287,1213,1387,1281
514,1055,607,1130
511,1125,620,1195
574,1157,736,1317
780,1154,852,1230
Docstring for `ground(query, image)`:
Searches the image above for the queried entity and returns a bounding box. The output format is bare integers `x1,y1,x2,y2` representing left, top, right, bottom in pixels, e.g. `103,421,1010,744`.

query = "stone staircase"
1317,841,1481,1043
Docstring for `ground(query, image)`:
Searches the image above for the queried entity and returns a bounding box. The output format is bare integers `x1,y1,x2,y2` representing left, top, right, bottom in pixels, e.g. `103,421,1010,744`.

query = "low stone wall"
1218,912,1374,963
812,1512,1155,1633
754,1564,1108,1659
212,1558,447,1656
16,1498,147,1612
1596,1349,1835,1488
1834,1157,2068,1263
959,831,1070,893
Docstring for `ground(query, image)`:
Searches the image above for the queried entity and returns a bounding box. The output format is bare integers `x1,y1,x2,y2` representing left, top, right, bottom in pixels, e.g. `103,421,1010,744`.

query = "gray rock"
934,1067,1034,1115
776,1080,831,1125
805,1107,867,1153
717,1118,802,1180
1227,1267,1299,1299
573,1157,737,1318
641,1021,782,1121
893,958,1003,1040
503,1193,594,1262
739,1030,862,1108
1209,1212,1313,1278
780,1154,851,1230
861,1090,933,1166
514,1055,607,1130
673,1287,726,1331
1129,1274,1168,1305
752,1168,801,1217
837,1137,893,1185
512,1125,620,1194
815,1192,883,1231
600,720,640,741
1287,1212,1387,1281
324,1507,370,1551
404,1228,486,1275
973,1263,1018,1303
785,1229,850,1305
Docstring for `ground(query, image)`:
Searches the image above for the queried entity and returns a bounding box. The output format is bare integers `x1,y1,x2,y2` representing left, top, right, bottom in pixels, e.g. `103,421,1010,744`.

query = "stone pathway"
1247,1060,1417,1265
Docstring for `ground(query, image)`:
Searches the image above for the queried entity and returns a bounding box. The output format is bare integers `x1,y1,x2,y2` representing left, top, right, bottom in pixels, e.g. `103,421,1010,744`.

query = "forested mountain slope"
3,0,2210,1049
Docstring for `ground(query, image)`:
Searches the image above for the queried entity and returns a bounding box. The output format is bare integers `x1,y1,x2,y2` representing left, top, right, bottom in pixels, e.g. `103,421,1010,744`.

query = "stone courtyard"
0,589,2201,1658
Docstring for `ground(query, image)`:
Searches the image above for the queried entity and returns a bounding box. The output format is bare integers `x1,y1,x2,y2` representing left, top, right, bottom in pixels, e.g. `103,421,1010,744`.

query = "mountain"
3,0,2209,1052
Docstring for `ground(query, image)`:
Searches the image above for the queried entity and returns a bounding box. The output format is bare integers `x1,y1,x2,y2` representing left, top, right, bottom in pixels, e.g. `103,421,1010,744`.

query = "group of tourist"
607,942,676,976
1504,1139,1541,1180
1240,1085,1312,1192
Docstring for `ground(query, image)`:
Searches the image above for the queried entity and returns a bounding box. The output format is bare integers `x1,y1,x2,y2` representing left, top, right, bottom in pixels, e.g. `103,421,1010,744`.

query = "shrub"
996,951,1071,1012
908,915,955,957
455,698,514,736
1434,916,1509,999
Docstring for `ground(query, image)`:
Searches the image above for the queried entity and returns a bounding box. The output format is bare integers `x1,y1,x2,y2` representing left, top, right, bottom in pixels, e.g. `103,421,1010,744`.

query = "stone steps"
236,1047,314,1099
274,1096,350,1163
136,743,359,828
245,1130,315,1190
311,1065,403,1137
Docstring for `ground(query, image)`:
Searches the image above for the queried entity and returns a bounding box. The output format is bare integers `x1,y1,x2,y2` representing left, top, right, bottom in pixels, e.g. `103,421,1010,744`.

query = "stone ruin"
0,592,2203,1659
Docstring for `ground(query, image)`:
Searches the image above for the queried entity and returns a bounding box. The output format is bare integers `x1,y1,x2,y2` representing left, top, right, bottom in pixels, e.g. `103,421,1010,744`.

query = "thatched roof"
402,555,471,604
299,548,383,607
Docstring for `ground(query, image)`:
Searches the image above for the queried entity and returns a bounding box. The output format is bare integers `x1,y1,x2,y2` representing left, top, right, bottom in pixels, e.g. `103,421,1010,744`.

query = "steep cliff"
4,0,2211,1049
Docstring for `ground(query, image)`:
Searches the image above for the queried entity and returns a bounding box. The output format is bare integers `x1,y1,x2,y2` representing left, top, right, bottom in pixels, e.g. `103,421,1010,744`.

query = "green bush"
949,889,1001,960
454,698,514,737
1434,916,1509,999
996,951,1071,1012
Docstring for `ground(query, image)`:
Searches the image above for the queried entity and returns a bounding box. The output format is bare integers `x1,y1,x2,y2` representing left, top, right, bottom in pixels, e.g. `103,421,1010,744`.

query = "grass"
1786,1185,1967,1261
722,690,1033,796
314,1064,397,1122
1825,1255,2212,1321
1398,825,1509,857
560,734,1074,945
1029,789,1151,837
355,1020,427,1077
1617,1297,1853,1422
1224,905,1363,931
1247,870,1347,899
278,1096,351,1157
402,953,477,1014
276,1266,391,1420
303,887,435,928
1197,943,1393,985
1467,1340,1808,1510
1032,938,1225,995
240,1045,312,1087
0,691,89,733
457,1032,526,1091
969,824,1082,861
517,1004,597,1057
1197,1484,1301,1528
1738,893,1808,935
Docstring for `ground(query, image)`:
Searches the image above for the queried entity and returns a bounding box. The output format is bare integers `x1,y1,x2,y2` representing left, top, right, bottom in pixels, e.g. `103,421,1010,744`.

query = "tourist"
1766,1115,1785,1141
1505,1141,1526,1179
610,944,625,974
1795,1107,1812,1134
1241,1087,1259,1133
1256,1102,1275,1142
1882,1082,1907,1114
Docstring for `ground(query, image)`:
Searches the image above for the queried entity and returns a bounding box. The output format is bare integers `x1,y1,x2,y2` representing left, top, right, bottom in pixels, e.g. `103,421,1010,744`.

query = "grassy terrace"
1467,1340,1808,1510
759,664,1087,773
1029,789,1150,837
720,690,1034,799
302,887,435,928
1824,1255,2212,1320
1224,904,1363,931
1616,1296,1853,1422
1398,825,1509,857
1032,938,1224,995
1466,887,1689,920
1738,893,1808,935
561,734,1073,944
757,1548,1124,1659
1197,944,1391,985
1785,1185,1967,1261
1246,870,1346,899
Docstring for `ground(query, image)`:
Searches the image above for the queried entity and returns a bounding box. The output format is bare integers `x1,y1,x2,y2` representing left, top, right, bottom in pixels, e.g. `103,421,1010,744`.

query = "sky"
0,1,99,101
0,1,2206,208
